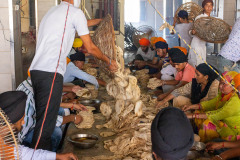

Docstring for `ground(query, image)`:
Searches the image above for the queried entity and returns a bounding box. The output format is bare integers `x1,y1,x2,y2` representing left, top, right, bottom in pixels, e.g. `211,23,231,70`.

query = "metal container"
79,99,102,113
67,133,99,149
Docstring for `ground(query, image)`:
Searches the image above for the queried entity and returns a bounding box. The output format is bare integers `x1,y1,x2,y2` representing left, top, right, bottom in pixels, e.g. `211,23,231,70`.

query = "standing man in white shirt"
29,0,117,151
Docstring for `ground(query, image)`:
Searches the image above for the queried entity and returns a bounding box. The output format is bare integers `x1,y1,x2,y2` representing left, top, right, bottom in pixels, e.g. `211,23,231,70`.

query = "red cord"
32,3,70,154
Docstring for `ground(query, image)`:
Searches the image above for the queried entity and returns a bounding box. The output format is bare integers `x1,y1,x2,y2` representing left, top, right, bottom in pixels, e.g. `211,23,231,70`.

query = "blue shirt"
64,62,99,88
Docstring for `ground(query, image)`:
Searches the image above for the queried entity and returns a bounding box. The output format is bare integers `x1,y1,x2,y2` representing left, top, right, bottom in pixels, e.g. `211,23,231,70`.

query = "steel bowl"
67,133,98,149
79,99,102,113
79,99,94,105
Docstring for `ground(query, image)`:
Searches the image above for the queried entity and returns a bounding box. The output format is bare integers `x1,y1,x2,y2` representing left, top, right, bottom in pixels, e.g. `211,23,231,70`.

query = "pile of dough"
83,64,98,77
100,131,116,137
135,69,149,77
96,46,167,159
75,106,95,129
83,63,92,70
106,72,140,102
134,69,150,88
98,71,111,83
147,78,163,89
86,84,98,99
76,88,91,98
100,102,112,120
85,68,98,77
115,46,125,73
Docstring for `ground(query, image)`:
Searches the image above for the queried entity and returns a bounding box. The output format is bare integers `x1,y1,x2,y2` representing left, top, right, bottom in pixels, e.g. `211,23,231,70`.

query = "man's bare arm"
87,19,102,27
80,34,118,72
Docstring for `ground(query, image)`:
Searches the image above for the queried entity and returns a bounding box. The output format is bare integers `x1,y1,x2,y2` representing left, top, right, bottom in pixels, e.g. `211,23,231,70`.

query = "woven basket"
175,2,203,23
92,14,116,75
132,25,157,48
193,17,231,43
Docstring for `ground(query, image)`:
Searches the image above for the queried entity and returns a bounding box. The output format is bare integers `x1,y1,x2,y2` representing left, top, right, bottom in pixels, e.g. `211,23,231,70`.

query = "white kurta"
188,13,209,67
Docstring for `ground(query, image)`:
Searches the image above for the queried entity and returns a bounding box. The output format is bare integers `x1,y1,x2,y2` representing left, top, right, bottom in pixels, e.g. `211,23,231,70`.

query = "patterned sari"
195,92,240,142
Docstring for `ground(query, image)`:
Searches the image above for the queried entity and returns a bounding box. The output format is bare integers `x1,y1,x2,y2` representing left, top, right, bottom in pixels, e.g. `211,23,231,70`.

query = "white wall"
0,1,14,93
223,0,236,26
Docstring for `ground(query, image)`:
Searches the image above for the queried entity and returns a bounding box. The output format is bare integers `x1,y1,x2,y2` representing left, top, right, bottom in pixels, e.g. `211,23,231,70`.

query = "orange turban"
172,46,188,55
153,37,167,45
150,37,157,46
234,73,240,88
139,38,150,46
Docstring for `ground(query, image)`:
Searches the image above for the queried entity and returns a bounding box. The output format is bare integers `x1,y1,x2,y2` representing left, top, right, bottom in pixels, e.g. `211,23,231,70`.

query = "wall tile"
0,0,9,8
0,29,11,52
0,74,12,93
0,8,10,29
0,52,11,74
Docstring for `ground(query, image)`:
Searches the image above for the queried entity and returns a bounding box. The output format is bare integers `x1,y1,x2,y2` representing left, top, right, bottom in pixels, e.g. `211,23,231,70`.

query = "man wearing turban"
172,10,193,51
157,47,195,101
0,91,78,160
130,38,155,70
134,37,172,74
151,107,194,160
64,52,106,88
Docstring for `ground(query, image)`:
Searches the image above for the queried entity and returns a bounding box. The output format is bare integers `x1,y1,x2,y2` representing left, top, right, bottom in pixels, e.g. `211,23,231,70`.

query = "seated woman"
204,74,240,160
183,71,240,142
156,63,219,109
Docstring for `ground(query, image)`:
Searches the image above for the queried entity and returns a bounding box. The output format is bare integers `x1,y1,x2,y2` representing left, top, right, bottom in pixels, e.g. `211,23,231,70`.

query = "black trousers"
30,70,63,151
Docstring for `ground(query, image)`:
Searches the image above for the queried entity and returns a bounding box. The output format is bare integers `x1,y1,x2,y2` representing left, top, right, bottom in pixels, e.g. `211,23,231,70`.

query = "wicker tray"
193,17,231,43
132,25,157,48
175,2,203,23
92,14,116,75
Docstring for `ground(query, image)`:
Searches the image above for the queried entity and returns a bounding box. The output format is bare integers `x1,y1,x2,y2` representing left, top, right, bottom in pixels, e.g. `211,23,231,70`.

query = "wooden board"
193,17,231,43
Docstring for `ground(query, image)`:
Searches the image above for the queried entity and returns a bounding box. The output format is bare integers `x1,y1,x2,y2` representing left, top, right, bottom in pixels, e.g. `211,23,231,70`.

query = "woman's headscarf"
191,63,219,104
234,74,240,89
222,71,238,85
